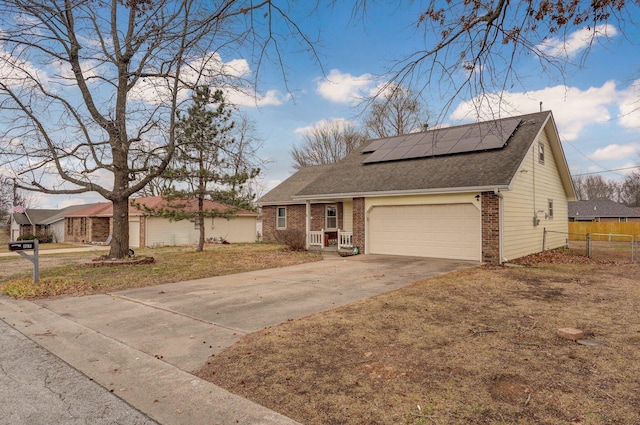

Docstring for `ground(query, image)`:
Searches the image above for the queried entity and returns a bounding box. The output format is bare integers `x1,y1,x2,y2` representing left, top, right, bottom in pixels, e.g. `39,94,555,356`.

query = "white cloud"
590,144,640,160
316,69,375,103
228,89,291,108
0,51,48,90
294,117,358,135
50,58,101,84
450,81,618,141
537,24,617,58
618,79,640,131
129,52,288,108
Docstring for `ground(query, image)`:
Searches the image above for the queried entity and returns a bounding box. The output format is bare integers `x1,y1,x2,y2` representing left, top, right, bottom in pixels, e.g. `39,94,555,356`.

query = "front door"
325,205,338,246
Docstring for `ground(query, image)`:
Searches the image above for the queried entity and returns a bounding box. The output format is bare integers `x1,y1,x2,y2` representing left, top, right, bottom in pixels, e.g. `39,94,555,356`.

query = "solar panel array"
362,118,522,164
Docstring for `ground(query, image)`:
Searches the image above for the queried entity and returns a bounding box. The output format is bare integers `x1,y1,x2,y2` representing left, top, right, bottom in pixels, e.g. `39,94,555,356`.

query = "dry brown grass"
197,252,640,424
0,243,320,298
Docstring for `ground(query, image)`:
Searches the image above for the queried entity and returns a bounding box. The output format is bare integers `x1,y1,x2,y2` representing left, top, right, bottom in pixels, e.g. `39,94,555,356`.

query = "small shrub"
35,232,54,243
274,229,306,251
17,232,53,243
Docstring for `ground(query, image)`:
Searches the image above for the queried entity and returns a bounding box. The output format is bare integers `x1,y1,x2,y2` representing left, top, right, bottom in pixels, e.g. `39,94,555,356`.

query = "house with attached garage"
258,110,576,264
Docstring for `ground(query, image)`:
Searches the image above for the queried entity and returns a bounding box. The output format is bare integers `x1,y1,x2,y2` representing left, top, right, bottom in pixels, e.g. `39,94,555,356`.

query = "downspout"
305,200,311,250
494,189,505,265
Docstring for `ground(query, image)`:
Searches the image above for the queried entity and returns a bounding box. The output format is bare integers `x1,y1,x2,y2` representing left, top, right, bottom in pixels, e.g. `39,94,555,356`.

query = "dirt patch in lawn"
196,251,640,424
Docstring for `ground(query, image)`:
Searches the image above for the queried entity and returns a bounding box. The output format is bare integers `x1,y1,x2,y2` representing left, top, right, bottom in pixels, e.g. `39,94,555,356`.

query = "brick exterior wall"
261,204,306,242
66,217,91,243
352,197,365,253
261,203,346,243
91,217,110,242
481,191,500,264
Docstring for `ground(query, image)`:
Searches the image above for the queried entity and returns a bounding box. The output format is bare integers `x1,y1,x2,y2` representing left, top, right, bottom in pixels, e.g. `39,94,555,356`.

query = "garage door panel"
369,204,481,261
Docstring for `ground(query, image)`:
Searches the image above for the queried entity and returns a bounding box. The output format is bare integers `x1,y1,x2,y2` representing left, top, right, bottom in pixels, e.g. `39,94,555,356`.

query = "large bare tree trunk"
110,196,130,258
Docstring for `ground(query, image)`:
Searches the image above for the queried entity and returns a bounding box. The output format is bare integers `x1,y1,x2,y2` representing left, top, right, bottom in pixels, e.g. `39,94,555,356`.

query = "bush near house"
17,232,54,243
274,229,306,251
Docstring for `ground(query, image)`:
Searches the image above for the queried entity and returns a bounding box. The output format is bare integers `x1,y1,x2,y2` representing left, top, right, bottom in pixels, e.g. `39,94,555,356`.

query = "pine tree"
139,87,257,252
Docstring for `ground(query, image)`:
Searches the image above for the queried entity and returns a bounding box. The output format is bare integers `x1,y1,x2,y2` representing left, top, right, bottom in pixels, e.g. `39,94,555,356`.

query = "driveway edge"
0,296,301,425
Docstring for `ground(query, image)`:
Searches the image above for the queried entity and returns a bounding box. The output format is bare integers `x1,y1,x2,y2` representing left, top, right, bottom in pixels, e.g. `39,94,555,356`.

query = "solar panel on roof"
362,118,521,164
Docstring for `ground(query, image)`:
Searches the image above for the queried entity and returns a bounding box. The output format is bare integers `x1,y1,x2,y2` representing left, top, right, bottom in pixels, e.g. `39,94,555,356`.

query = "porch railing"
308,229,324,248
338,230,353,249
308,228,353,250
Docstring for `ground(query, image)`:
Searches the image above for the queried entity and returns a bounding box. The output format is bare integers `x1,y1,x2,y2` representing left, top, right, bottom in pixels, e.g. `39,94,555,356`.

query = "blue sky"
237,2,640,198
16,2,640,208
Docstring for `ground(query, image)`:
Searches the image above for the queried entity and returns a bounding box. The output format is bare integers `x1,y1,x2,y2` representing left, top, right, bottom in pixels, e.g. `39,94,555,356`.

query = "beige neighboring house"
65,196,258,248
258,111,575,264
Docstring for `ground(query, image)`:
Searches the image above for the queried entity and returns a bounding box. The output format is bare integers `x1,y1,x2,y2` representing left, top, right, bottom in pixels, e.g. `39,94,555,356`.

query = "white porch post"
305,200,311,250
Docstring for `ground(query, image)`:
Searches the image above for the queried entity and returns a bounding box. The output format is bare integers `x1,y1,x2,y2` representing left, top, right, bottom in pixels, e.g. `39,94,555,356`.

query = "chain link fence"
544,229,639,263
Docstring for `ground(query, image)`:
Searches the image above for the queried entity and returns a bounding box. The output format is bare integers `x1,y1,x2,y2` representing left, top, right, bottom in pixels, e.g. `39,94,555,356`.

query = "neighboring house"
258,111,575,264
65,196,258,248
10,205,99,242
568,199,640,222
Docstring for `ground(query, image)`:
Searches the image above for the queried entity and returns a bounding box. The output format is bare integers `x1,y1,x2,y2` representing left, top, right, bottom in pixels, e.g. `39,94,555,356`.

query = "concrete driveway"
1,253,476,424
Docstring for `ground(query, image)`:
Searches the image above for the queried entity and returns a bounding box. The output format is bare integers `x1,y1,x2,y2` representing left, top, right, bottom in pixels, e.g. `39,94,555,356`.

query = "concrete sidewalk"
1,254,477,424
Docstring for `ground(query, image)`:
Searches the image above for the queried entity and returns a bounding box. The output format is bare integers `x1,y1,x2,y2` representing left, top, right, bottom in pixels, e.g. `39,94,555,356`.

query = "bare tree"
621,171,640,207
363,85,429,138
572,175,620,201
291,120,367,169
0,0,316,258
0,176,15,225
354,1,638,116
227,112,266,202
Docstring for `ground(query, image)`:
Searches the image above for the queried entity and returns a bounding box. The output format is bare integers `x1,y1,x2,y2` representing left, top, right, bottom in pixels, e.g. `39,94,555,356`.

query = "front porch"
307,228,353,251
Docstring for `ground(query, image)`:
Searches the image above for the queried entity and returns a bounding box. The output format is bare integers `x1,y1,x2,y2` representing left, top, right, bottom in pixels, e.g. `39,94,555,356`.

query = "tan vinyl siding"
502,127,569,261
145,216,256,246
342,200,353,232
211,216,257,243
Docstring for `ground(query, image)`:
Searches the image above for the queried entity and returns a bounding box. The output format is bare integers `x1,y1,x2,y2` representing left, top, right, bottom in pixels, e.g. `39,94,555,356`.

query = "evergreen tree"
138,87,258,252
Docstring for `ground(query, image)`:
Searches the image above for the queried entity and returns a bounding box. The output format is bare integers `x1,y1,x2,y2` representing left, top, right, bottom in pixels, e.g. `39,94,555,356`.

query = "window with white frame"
548,199,553,219
326,205,337,229
277,207,287,229
538,142,545,164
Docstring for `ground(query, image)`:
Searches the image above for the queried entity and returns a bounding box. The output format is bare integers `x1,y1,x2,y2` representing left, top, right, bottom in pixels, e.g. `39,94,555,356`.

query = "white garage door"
368,204,481,261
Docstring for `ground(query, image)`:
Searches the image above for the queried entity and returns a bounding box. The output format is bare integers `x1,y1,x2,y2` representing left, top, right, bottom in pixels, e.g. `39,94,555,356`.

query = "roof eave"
290,185,512,202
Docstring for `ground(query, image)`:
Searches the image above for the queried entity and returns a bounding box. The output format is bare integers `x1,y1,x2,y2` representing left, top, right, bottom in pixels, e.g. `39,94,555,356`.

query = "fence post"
542,228,546,251
586,233,591,258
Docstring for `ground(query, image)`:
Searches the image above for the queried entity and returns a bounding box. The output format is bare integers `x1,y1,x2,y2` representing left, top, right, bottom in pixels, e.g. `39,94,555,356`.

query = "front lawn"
0,243,321,298
198,251,640,424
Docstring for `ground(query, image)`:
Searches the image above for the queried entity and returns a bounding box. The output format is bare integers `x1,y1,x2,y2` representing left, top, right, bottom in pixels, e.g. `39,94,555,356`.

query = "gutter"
291,184,512,202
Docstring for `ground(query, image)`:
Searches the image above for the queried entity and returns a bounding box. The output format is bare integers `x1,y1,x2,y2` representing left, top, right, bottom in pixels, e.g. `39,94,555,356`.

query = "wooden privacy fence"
568,222,640,241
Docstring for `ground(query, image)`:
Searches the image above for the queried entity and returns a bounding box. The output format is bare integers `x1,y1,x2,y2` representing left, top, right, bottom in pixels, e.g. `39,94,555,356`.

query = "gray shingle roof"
259,111,557,204
13,212,30,225
15,204,106,226
568,199,640,219
24,209,59,224
257,163,335,204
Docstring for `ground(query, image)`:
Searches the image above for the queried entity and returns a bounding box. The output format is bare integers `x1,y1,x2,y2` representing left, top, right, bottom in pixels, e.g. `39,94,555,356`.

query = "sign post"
8,239,39,283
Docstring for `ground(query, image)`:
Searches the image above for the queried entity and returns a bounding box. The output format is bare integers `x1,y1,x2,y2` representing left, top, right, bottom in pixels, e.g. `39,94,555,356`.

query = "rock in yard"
557,327,585,340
